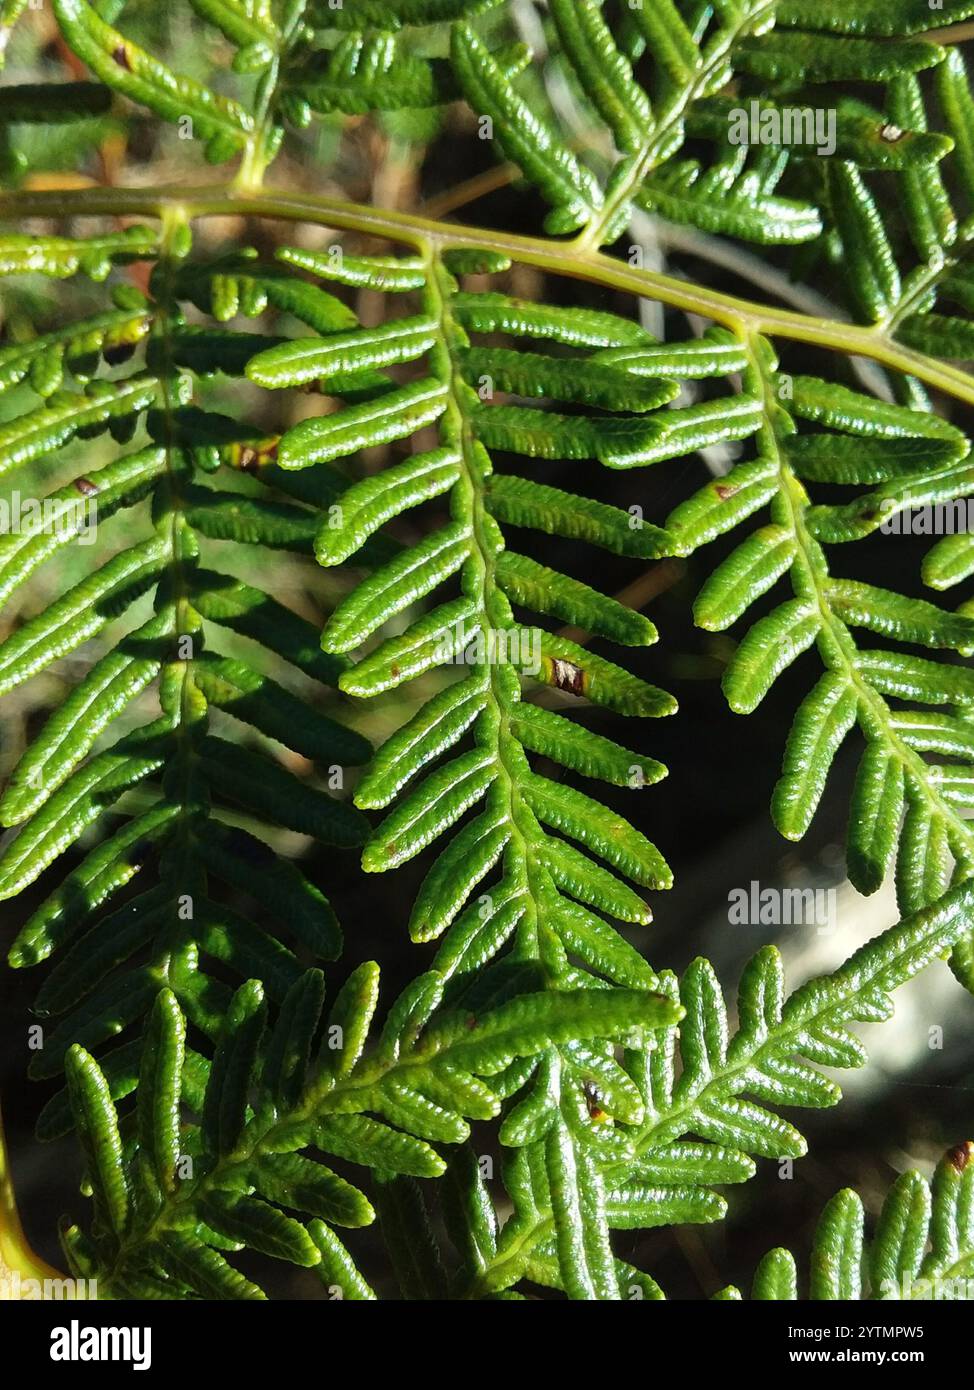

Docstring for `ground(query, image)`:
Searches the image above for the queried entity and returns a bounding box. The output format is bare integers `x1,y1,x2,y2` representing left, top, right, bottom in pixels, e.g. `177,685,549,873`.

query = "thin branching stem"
3,183,973,408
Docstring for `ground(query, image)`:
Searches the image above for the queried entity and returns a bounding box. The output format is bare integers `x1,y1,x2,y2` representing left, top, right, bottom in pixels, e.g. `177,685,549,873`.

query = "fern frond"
456,879,974,1297
53,0,255,165
430,0,970,257
240,242,695,1298
46,0,519,184
59,970,679,1298
0,222,381,1094
284,29,530,123
251,253,680,971
661,331,974,989
7,0,974,1308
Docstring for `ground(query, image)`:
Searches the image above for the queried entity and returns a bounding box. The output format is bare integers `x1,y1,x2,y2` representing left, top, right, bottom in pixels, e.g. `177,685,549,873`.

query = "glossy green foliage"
442,0,960,248
53,0,255,164
0,227,158,280
736,1144,974,1300
777,0,974,41
0,226,382,1105
59,969,679,1297
273,257,682,983
43,0,523,181
284,31,530,123
8,0,974,1306
246,200,974,1296
794,43,974,345
375,880,974,1297
251,243,692,1299
663,336,974,990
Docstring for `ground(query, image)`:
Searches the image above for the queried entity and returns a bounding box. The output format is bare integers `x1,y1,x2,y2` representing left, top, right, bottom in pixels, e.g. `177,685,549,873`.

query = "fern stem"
145,207,211,999
233,0,310,192
420,247,551,969
3,184,974,408
0,1101,66,1283
234,59,283,192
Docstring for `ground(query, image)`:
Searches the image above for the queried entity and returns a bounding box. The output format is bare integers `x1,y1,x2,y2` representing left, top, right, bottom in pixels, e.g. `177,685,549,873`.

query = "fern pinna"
728,1141,974,1301
1,0,974,1306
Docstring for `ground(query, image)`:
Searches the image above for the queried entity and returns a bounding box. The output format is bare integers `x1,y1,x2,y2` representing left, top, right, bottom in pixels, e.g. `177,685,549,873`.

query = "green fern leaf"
741,1143,974,1299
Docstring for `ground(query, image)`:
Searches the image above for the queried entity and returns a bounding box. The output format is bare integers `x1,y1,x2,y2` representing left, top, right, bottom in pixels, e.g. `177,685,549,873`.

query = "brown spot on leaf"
113,44,131,69
74,477,99,497
947,1140,974,1171
715,483,739,501
231,437,278,472
551,657,585,695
